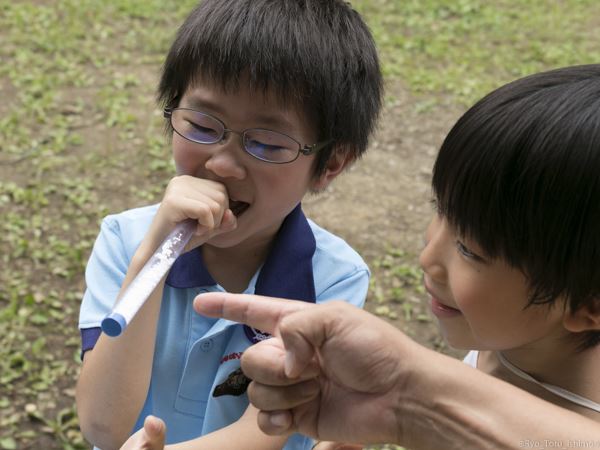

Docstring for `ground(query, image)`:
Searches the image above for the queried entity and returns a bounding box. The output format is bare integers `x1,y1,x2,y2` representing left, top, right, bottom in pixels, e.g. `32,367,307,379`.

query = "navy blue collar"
165,204,317,303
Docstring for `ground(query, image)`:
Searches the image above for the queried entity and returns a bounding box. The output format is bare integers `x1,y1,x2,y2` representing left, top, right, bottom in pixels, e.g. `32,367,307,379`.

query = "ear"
563,299,600,333
311,146,354,192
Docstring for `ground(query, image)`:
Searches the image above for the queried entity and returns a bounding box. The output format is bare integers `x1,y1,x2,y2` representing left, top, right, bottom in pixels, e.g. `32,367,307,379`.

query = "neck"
478,341,600,419
202,234,275,293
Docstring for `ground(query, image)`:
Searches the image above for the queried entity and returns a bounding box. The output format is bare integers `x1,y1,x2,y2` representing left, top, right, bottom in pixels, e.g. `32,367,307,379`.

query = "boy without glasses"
76,1,382,449
421,64,600,419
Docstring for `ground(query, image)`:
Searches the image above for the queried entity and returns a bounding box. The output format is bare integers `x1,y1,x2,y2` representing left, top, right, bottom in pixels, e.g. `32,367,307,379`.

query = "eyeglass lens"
171,109,300,163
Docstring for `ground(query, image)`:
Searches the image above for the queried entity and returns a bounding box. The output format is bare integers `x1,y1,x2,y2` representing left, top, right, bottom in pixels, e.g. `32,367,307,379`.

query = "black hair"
158,0,383,175
432,64,600,349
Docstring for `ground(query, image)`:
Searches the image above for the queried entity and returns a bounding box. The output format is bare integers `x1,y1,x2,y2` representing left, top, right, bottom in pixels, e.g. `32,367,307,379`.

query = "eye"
243,131,297,162
188,121,210,131
246,139,286,154
188,121,217,134
184,120,220,142
455,240,483,262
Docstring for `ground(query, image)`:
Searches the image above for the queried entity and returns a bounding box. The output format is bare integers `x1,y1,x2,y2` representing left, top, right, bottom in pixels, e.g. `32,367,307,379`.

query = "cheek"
257,162,315,201
451,274,486,314
172,136,205,175
450,270,514,330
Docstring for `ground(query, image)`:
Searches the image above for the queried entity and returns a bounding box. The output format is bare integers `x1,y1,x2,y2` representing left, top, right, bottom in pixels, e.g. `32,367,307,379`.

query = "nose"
204,132,247,180
419,215,448,284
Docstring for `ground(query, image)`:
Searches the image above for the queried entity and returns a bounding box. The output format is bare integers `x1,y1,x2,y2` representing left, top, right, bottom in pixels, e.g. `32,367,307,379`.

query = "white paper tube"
101,220,196,337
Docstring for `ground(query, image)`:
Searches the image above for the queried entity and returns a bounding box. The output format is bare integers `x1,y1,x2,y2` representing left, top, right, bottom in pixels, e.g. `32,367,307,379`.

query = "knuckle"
208,199,222,216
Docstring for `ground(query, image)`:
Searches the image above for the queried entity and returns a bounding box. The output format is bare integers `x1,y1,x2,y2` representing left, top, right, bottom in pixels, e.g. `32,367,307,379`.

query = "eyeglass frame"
163,107,334,164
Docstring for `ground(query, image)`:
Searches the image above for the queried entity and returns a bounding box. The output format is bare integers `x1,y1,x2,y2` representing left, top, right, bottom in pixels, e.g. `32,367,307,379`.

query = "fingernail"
284,351,296,378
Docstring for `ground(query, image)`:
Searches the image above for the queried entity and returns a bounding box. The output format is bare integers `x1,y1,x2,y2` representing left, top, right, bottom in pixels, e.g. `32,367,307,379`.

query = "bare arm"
167,405,287,450
119,405,288,450
76,176,237,449
77,242,168,449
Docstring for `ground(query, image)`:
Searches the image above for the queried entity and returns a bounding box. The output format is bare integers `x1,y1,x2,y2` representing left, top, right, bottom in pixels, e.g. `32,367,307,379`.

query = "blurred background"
1,0,599,448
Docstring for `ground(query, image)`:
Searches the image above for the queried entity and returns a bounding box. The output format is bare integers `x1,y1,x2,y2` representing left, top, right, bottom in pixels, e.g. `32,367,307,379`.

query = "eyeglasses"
164,108,333,164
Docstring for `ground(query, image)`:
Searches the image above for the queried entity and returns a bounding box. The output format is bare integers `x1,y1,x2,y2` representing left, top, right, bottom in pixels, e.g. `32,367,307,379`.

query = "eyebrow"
182,95,297,132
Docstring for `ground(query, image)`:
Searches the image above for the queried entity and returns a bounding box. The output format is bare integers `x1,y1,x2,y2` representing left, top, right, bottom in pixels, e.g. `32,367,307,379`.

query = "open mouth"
229,199,250,217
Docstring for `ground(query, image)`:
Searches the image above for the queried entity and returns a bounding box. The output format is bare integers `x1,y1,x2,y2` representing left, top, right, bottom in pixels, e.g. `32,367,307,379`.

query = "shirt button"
200,339,213,352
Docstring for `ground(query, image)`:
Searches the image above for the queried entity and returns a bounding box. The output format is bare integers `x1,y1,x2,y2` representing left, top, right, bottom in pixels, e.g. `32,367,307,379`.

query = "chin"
441,331,480,351
205,231,246,248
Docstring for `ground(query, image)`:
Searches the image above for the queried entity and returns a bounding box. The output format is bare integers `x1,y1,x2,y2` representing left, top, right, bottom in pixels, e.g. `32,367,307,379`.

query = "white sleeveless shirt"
463,350,600,413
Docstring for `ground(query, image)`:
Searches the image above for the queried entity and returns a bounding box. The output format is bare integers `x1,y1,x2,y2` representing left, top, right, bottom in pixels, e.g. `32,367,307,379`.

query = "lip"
424,282,462,318
430,297,463,318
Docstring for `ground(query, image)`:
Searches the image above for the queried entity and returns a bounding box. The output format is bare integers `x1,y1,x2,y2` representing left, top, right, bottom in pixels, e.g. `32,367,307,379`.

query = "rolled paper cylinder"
101,220,196,337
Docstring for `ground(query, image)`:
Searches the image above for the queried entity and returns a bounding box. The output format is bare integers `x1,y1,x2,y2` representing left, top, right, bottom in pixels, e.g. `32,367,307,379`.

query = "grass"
1,0,599,448
355,0,600,105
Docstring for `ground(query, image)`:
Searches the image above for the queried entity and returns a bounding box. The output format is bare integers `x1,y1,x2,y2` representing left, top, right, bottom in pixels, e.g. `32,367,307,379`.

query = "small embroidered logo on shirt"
212,368,252,397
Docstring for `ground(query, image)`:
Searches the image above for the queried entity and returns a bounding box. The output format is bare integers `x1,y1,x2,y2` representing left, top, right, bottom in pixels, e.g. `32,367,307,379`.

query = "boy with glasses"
76,1,382,449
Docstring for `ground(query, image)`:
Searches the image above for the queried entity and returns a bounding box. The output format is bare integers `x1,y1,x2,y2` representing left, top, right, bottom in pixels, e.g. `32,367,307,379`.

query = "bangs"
159,1,309,107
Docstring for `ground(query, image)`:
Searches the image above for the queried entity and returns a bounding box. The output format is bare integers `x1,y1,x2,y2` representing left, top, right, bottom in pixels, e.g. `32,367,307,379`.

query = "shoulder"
308,219,367,272
101,203,159,234
308,219,368,271
99,204,159,254
308,219,369,307
80,204,160,328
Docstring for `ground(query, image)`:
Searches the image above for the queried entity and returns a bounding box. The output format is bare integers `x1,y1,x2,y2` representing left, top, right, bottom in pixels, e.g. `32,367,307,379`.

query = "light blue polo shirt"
79,203,369,449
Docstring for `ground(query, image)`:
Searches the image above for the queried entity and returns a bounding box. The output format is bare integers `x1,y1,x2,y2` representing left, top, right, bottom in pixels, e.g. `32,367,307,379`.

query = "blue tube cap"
101,313,127,337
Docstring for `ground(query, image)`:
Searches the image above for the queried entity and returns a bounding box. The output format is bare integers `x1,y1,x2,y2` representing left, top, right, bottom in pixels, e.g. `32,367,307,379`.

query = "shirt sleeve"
78,217,131,355
315,267,369,309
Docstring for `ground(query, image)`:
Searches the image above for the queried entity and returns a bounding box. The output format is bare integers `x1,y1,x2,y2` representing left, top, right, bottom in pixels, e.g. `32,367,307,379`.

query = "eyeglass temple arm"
300,139,335,155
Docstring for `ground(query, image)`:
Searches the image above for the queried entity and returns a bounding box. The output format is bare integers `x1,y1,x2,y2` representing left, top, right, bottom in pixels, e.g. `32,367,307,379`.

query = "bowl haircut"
433,64,600,348
158,0,383,176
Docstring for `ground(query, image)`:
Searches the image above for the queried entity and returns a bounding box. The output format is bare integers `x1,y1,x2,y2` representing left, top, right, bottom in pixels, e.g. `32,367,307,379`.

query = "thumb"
278,306,330,379
185,209,237,251
143,415,166,448
218,209,237,232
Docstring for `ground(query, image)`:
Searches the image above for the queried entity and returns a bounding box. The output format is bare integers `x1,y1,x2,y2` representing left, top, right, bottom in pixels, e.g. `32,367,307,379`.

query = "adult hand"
119,415,166,450
194,293,412,445
194,293,600,450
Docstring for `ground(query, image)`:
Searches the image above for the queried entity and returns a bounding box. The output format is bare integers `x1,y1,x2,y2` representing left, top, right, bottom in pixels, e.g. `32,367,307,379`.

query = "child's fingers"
143,415,166,448
215,209,237,233
314,442,363,450
163,195,225,230
185,209,237,250
163,176,230,227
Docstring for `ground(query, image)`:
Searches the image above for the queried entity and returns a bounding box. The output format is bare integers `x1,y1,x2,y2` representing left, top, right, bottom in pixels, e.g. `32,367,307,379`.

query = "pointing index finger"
193,292,312,334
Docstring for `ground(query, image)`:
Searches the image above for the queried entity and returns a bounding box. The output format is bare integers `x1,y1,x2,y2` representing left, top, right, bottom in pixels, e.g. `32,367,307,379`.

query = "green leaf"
0,437,17,450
